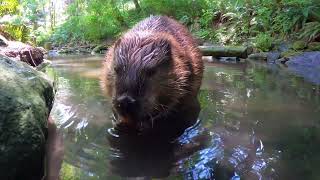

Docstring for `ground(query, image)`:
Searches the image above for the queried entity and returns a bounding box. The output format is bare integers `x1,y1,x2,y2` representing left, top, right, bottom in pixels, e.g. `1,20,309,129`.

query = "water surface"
49,55,320,180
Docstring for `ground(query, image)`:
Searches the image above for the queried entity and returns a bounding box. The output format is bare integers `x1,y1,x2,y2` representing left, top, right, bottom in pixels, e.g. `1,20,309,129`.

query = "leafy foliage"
299,21,320,42
254,33,274,52
0,0,46,43
1,0,319,48
0,0,19,16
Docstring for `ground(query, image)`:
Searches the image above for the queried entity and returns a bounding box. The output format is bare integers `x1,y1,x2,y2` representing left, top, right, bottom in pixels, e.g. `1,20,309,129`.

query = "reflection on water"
49,55,320,179
106,103,203,179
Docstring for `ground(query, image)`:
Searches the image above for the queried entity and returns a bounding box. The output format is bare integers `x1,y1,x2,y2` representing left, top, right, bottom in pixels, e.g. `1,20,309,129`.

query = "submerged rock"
0,55,55,179
267,51,281,64
275,57,290,65
285,51,320,84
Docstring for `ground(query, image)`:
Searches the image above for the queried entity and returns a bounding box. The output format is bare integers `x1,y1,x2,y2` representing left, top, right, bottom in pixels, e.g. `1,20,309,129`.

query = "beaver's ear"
114,38,122,49
140,38,171,67
153,38,172,64
157,38,171,57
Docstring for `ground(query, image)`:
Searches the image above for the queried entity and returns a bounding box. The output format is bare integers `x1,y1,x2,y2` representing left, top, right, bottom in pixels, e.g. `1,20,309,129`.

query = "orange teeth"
119,115,130,124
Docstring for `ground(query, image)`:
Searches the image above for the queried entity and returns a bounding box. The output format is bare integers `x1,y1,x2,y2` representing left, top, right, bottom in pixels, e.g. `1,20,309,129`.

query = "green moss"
281,50,302,58
292,41,306,50
60,162,81,180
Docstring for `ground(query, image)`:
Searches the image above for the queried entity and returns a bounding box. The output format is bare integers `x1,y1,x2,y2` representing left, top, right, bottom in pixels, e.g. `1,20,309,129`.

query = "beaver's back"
131,16,200,58
130,16,203,93
131,16,197,50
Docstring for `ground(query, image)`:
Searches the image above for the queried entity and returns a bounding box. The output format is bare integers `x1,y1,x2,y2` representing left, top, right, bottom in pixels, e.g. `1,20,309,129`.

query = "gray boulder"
267,51,281,64
285,51,320,84
0,55,55,179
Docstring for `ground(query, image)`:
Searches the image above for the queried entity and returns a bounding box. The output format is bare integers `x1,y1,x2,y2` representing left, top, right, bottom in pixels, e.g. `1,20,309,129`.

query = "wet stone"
267,51,281,64
285,51,320,84
0,55,55,179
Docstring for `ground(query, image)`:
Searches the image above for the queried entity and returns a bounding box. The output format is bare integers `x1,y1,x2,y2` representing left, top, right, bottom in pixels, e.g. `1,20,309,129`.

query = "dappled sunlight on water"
49,55,320,179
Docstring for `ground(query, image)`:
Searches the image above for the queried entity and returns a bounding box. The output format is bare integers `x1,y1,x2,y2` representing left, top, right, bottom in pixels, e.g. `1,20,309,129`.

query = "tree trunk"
199,46,253,58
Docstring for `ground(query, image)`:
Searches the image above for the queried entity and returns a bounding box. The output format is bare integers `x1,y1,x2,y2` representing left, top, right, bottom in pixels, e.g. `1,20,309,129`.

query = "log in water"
199,45,253,58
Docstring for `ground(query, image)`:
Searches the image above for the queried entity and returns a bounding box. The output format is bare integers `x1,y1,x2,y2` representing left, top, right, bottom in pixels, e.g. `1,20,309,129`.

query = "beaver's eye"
114,66,121,74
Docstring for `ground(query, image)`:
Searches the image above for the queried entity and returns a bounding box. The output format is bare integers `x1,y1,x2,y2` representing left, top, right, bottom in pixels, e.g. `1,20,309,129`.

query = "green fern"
299,21,320,42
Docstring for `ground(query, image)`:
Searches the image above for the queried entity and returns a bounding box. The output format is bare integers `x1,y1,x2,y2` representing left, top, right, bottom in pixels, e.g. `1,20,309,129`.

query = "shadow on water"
48,55,320,180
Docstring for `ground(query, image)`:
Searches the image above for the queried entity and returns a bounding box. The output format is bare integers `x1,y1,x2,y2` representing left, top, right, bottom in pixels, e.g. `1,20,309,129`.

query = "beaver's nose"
115,95,136,114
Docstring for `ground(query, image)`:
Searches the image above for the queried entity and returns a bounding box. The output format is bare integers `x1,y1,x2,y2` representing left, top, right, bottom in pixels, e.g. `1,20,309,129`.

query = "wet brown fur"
100,16,203,125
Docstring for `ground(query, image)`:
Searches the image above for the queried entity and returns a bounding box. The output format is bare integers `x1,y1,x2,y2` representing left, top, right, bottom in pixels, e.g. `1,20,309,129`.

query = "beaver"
101,16,203,132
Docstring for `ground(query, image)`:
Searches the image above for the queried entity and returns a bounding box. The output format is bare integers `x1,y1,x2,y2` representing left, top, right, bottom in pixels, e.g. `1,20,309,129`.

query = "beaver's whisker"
153,106,161,112
148,113,154,128
159,104,169,111
151,102,168,112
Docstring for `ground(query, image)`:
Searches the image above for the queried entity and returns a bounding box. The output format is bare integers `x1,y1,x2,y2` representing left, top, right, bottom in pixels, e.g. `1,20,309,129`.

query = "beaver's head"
107,32,191,131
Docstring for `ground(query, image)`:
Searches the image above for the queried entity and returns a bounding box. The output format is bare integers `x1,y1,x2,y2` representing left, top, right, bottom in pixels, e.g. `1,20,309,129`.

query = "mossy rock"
0,55,55,179
307,42,320,51
280,50,302,58
292,41,307,50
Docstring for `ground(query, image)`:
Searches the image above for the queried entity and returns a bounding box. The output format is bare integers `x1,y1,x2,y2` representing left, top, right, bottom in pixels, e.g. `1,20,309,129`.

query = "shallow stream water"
49,55,320,180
